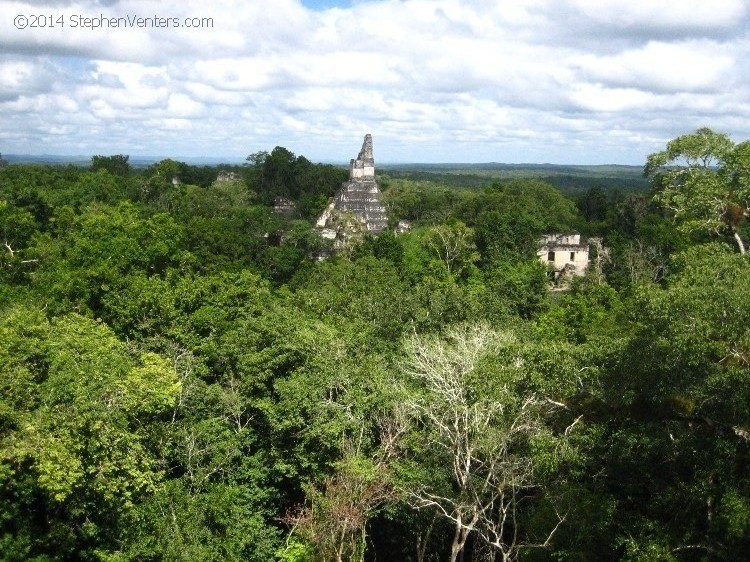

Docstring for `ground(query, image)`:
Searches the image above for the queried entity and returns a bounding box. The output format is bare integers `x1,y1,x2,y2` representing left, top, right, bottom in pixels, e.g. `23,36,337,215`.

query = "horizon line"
2,154,644,168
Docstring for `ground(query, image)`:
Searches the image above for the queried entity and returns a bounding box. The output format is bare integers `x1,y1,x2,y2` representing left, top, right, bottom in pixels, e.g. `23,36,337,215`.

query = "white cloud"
569,84,654,112
0,60,55,100
166,93,204,117
1,0,750,163
570,0,747,31
577,41,736,93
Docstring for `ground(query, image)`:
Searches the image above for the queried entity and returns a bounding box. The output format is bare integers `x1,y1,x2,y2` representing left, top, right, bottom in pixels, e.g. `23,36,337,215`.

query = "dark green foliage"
380,163,649,194
122,479,280,562
290,255,414,343
0,201,39,288
31,202,185,314
0,164,81,226
90,154,130,178
351,230,404,268
256,220,329,283
245,147,347,219
477,258,549,320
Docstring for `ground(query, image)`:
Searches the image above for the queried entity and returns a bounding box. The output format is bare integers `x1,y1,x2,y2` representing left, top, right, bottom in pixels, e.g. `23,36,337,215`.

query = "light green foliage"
0,307,52,445
0,200,37,251
118,352,180,415
0,307,182,558
618,532,678,562
1,311,180,502
645,127,733,172
717,489,750,541
269,318,394,476
393,227,476,329
288,453,393,562
647,127,750,253
211,174,255,206
277,537,315,562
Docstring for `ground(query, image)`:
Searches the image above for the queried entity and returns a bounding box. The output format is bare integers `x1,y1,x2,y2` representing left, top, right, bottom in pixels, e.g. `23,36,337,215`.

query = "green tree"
31,202,185,314
290,255,414,343
72,169,127,205
646,127,749,254
244,147,345,218
577,186,610,224
476,258,549,321
0,201,38,287
0,308,180,560
91,154,130,178
141,159,183,204
574,244,750,558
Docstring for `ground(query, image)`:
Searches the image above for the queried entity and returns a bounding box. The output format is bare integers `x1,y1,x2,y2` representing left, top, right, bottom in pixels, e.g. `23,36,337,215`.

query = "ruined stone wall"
349,134,375,179
538,233,589,279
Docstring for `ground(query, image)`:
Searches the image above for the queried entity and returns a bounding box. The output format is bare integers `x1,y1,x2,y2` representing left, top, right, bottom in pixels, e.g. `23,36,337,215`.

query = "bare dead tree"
220,375,253,435
621,240,668,284
425,223,477,276
587,237,611,283
402,324,567,562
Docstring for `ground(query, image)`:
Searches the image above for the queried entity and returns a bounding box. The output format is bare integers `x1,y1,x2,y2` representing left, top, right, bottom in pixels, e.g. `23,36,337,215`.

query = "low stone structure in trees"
538,233,589,283
316,134,389,247
396,220,411,234
216,170,240,183
273,196,296,219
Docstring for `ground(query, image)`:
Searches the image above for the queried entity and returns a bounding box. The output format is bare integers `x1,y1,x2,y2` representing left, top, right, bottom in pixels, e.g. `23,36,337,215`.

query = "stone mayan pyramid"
316,134,388,242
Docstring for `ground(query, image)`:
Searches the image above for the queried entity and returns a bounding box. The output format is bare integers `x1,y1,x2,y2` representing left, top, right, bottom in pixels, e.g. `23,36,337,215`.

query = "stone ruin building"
273,196,296,219
216,170,240,183
538,233,589,284
316,134,389,247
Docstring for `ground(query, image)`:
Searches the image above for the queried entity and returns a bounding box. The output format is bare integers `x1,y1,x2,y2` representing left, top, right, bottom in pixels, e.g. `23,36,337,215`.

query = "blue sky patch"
300,0,354,10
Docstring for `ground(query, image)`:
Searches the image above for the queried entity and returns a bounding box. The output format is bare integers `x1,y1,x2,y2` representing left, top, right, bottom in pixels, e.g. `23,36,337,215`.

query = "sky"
1,0,749,164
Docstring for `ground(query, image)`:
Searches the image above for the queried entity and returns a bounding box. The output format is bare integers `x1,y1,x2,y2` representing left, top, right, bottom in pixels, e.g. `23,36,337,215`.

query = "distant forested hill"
379,163,649,193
